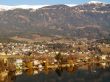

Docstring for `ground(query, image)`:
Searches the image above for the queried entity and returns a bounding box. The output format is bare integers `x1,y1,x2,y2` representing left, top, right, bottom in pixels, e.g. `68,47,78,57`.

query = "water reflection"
0,62,110,82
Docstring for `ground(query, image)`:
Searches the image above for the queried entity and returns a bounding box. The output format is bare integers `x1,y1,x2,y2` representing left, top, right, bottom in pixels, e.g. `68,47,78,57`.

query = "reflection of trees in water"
9,71,16,81
55,68,63,77
0,63,110,82
56,66,78,75
4,71,16,82
25,69,34,76
66,66,78,73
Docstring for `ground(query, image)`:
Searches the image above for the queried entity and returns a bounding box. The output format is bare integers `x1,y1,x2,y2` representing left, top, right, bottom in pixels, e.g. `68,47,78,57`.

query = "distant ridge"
88,0,105,4
0,2,110,39
0,5,49,10
0,4,76,11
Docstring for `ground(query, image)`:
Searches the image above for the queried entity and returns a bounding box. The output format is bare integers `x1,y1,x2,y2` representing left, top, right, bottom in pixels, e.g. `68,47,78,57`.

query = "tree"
55,52,63,64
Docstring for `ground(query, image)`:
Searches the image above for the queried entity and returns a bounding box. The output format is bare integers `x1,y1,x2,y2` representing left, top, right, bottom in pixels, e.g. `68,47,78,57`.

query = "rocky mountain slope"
0,2,110,39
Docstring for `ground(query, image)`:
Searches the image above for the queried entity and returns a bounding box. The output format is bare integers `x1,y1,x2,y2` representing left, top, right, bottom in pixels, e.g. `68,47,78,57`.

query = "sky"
0,0,110,5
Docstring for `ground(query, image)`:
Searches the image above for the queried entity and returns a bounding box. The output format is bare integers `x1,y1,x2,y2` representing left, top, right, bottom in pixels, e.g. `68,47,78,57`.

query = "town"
0,38,110,81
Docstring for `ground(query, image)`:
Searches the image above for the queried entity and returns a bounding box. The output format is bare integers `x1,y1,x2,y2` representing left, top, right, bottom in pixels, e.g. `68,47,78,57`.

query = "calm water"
1,63,110,82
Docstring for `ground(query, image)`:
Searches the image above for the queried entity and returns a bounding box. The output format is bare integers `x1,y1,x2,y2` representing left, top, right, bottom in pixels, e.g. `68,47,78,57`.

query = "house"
14,59,23,69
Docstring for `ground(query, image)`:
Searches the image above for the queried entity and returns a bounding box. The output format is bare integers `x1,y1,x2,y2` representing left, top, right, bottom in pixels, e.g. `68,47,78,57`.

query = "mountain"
88,1,105,4
0,2,110,40
0,4,76,11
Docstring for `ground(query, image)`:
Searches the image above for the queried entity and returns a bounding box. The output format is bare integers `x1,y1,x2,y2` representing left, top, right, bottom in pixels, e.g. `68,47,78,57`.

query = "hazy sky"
0,0,110,5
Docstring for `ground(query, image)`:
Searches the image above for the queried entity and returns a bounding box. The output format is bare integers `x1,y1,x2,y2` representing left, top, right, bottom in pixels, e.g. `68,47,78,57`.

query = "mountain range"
0,1,110,40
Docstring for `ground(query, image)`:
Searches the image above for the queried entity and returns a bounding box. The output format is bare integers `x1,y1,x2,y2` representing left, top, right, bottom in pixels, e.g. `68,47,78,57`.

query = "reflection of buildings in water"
43,67,49,75
67,67,74,73
100,62,110,69
38,68,43,71
0,62,109,82
66,66,78,73
15,70,22,76
88,62,110,70
101,63,106,69
87,63,100,73
25,69,34,76
88,63,96,72
33,70,38,75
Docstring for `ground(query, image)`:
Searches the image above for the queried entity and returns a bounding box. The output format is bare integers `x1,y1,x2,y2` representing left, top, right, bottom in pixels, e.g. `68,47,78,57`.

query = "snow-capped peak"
88,1,104,4
0,4,78,11
0,5,49,11
66,4,77,7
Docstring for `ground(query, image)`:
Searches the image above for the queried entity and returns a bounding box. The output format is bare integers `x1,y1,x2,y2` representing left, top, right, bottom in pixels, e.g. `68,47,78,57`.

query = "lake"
1,63,110,82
